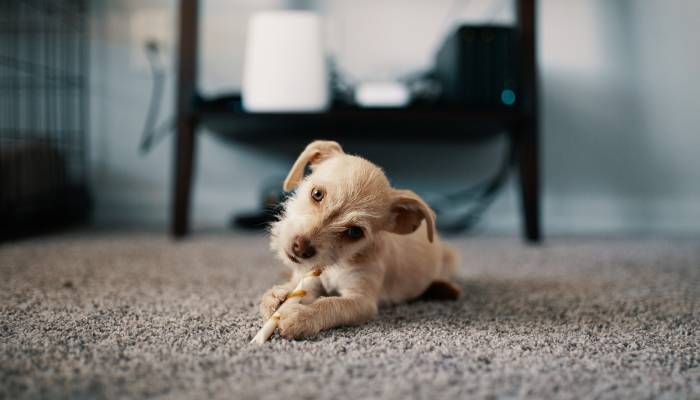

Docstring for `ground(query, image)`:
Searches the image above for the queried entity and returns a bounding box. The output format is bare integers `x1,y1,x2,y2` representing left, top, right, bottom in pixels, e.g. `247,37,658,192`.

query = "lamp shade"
242,11,329,112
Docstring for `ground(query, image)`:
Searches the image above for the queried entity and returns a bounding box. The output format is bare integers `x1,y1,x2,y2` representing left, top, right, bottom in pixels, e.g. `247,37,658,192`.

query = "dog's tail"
441,243,460,278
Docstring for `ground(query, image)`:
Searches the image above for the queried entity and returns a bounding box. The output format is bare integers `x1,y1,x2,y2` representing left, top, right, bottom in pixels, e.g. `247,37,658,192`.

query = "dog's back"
376,223,459,305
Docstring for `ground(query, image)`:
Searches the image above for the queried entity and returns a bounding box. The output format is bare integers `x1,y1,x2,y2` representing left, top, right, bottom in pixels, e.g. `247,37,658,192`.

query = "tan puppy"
263,140,460,339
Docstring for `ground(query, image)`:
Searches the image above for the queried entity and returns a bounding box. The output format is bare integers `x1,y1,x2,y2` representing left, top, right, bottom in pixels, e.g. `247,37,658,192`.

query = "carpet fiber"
1,233,698,399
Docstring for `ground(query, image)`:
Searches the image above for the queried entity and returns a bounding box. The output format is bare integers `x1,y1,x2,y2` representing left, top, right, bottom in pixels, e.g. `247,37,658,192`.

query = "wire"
430,136,514,233
139,40,170,154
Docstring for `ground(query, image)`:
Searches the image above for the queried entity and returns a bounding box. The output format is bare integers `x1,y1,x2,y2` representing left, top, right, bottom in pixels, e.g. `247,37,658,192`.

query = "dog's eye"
344,226,364,239
311,187,324,202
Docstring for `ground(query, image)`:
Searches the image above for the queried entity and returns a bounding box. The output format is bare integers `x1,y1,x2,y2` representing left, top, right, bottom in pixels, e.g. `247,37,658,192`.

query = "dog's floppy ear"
387,189,436,243
283,140,344,191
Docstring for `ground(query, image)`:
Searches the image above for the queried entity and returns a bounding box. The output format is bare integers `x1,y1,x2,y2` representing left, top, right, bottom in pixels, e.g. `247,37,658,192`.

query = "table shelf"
198,95,522,143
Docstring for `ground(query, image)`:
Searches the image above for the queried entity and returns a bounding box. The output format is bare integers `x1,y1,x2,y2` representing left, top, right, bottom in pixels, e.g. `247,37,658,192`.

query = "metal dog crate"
0,0,91,239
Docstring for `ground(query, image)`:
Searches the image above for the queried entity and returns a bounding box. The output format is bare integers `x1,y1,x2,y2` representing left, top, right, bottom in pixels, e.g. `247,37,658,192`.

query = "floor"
1,233,698,399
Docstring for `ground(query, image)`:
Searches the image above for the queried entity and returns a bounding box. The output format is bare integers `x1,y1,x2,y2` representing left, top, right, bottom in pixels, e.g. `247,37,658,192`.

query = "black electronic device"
435,25,519,107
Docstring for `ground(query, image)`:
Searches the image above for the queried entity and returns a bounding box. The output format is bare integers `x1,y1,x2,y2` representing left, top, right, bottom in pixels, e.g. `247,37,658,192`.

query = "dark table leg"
172,0,199,238
516,119,541,242
173,114,196,238
516,0,542,243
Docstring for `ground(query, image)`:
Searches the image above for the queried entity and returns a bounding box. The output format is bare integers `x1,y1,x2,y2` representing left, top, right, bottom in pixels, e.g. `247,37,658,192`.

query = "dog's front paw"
277,303,319,339
260,285,290,320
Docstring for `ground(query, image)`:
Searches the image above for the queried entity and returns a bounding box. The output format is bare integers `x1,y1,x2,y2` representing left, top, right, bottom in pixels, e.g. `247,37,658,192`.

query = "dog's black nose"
292,236,316,259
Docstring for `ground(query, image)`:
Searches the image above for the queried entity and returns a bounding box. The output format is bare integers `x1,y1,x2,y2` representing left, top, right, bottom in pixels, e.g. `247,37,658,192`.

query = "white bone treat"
251,268,324,345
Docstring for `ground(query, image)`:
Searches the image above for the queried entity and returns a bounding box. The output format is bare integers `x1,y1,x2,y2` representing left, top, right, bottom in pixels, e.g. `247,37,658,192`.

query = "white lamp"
242,11,329,112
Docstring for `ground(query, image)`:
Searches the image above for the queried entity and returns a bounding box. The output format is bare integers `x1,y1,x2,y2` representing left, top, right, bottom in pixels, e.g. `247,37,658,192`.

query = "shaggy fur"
263,141,460,339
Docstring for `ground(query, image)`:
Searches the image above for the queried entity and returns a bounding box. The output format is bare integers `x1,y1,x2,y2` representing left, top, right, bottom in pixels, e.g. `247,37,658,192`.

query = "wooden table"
171,0,541,242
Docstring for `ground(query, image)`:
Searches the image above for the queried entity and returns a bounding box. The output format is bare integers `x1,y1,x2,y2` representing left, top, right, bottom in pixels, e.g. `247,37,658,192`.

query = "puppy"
263,140,460,339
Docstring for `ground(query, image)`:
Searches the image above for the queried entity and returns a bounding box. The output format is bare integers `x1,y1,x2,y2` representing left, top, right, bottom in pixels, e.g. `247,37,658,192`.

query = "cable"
139,40,170,154
430,136,514,233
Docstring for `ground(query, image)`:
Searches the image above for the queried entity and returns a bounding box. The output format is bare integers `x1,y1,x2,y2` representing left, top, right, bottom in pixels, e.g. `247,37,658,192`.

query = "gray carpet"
1,233,698,400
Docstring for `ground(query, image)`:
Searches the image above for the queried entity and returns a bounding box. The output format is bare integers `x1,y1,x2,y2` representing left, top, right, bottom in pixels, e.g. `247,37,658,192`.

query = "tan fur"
265,140,460,339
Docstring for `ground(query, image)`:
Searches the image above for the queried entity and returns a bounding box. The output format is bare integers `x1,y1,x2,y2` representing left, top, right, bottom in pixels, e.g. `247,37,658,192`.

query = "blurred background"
2,0,699,240
2,4,700,398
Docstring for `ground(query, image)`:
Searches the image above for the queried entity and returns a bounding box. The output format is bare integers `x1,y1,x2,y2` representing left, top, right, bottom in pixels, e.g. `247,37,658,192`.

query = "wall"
540,0,700,233
89,0,700,234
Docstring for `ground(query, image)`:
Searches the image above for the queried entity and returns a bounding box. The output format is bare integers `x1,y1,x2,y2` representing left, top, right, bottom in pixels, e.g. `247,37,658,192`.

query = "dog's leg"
277,293,378,339
420,280,462,301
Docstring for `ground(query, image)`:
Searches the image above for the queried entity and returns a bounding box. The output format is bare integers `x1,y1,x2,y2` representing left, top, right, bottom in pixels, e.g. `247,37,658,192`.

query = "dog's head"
270,140,435,268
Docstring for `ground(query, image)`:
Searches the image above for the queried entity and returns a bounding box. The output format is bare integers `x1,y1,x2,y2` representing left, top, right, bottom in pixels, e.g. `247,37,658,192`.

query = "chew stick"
251,268,324,345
